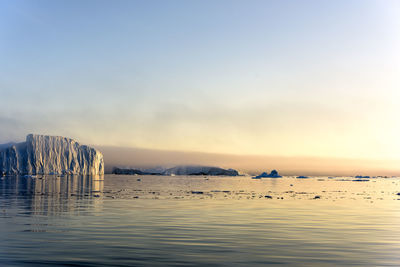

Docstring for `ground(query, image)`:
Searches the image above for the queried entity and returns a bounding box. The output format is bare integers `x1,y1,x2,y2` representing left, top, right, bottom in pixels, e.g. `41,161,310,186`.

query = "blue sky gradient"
1,0,399,160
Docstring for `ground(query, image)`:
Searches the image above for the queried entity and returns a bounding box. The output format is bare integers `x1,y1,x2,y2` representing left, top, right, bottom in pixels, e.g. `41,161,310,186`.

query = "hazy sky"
1,0,399,160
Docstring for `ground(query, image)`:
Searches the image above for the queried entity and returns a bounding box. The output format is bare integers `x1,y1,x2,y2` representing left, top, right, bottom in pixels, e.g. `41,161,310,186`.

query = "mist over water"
98,145,400,176
1,175,400,266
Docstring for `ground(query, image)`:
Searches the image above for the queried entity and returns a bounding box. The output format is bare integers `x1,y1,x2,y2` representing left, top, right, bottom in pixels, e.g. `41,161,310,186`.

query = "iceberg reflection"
0,175,104,215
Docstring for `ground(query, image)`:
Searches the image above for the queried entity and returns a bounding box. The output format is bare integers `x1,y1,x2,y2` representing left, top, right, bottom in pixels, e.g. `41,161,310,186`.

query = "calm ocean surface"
1,175,400,266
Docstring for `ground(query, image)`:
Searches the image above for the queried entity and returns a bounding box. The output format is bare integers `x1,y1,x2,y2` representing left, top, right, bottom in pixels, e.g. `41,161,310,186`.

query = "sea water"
1,175,400,266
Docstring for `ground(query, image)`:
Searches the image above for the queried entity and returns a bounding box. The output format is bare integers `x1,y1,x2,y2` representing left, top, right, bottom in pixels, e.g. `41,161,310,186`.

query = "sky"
1,0,400,162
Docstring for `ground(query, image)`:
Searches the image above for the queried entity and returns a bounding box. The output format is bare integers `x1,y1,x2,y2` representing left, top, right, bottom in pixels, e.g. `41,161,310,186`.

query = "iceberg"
0,134,104,175
355,175,370,179
253,170,282,179
113,165,239,176
163,165,239,176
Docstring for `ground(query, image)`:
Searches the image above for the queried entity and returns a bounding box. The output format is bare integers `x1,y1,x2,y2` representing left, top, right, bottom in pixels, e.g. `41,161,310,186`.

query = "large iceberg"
0,134,104,175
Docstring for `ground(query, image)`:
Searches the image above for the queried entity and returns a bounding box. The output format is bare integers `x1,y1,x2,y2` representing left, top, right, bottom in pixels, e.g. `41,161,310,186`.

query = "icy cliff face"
0,134,104,175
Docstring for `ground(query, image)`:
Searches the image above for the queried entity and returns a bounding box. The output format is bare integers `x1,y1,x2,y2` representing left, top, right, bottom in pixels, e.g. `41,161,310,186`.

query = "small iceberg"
353,175,370,182
355,175,370,179
296,176,309,179
252,170,282,179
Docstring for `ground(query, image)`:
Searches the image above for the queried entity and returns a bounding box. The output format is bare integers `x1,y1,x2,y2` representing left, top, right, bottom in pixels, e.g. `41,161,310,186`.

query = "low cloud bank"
96,146,400,176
